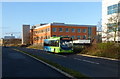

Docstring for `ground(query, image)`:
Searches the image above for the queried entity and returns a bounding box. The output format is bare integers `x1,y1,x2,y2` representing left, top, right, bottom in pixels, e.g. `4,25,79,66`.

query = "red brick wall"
51,25,96,40
31,25,51,44
31,24,96,44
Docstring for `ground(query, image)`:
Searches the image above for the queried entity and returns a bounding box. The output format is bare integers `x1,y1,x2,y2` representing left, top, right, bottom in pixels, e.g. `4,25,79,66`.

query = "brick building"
0,38,22,46
30,23,96,45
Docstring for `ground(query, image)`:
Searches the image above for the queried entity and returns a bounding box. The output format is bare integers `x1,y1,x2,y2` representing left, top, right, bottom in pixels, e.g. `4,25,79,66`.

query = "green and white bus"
44,37,73,53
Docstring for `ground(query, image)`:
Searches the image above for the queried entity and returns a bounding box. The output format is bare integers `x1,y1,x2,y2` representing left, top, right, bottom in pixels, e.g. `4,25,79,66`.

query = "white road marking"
13,49,75,79
74,58,100,64
55,54,67,57
74,58,82,61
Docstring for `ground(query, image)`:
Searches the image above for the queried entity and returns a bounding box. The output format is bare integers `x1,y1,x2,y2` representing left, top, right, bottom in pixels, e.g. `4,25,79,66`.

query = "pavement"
13,47,120,79
2,47,69,79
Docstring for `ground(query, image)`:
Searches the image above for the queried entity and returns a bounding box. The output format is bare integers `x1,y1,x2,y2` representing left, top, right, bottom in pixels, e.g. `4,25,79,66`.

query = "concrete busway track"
12,47,120,79
2,47,70,79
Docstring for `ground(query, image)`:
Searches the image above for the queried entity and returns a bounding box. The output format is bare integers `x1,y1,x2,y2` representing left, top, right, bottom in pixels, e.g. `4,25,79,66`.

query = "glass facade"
107,23,119,32
107,3,120,15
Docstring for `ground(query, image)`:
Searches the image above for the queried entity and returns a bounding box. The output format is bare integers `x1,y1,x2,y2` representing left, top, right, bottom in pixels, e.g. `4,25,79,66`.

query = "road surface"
2,47,69,79
14,47,120,79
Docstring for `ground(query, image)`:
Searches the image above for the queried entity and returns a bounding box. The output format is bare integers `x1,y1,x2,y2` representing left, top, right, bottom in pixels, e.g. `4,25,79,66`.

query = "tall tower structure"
22,25,30,45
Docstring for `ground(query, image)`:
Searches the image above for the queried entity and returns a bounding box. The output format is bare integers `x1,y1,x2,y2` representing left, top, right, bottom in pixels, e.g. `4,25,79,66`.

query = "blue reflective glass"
78,29,80,32
77,36,80,39
60,35,62,37
113,9,118,13
66,28,69,32
108,6,112,10
72,28,75,32
53,28,56,32
83,35,86,39
72,36,74,39
53,35,56,37
59,28,62,32
66,35,68,37
83,29,86,33
113,4,117,9
107,4,119,15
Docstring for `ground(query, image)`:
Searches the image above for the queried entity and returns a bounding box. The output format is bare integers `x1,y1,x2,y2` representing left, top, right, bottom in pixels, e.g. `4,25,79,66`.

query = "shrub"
80,43,120,59
27,44,43,50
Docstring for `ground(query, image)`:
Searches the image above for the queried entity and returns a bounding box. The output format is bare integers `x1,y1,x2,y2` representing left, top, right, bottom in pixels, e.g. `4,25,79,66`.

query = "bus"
44,37,73,53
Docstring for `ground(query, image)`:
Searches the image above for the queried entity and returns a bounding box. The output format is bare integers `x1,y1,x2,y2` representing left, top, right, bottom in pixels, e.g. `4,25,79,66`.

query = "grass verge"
27,44,43,50
80,43,120,59
13,49,91,79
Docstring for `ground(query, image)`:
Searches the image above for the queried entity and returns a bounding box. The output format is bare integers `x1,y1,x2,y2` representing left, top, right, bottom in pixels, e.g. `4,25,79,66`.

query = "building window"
72,35,75,39
88,36,91,40
72,28,75,32
88,27,92,39
107,27,114,32
47,36,50,39
44,29,47,33
66,28,69,32
53,28,56,32
88,27,91,34
107,3,120,15
59,28,63,32
107,23,117,27
83,35,86,39
77,36,81,39
59,35,63,37
47,28,50,31
77,29,81,33
119,3,120,13
83,29,86,33
66,35,68,37
53,35,56,37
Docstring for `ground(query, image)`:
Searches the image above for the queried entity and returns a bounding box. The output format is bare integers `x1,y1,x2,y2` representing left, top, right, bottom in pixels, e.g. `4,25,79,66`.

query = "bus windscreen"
60,38,73,50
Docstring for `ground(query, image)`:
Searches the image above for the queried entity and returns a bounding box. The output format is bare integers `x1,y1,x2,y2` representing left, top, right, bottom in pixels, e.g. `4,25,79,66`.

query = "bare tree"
106,14,119,43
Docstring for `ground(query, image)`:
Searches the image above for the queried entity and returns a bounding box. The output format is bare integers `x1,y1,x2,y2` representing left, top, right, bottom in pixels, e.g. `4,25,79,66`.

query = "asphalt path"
2,47,69,79
13,47,120,79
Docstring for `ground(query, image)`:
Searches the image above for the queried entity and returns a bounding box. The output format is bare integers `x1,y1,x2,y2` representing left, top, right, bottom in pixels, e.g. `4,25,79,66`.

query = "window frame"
77,29,81,33
66,28,69,32
83,29,86,33
72,28,75,32
53,28,56,32
59,28,63,32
